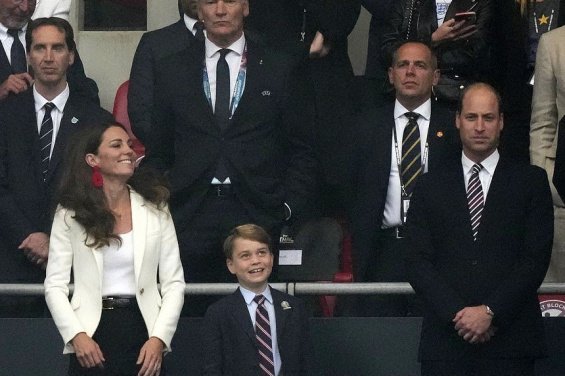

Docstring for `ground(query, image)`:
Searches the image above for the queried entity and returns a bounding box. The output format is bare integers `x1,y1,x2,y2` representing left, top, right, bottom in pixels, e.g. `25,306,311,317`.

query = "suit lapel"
230,289,257,343
130,191,147,284
445,157,476,243
18,92,45,186
272,289,289,342
185,45,217,133
46,94,78,182
427,103,453,169
0,47,11,77
477,157,508,242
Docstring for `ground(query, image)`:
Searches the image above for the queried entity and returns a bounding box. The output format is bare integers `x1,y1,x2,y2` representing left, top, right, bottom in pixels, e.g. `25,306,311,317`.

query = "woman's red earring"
91,166,103,188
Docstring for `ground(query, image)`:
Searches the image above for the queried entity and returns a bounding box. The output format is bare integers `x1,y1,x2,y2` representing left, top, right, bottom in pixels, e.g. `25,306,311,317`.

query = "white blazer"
45,190,186,354
32,0,71,20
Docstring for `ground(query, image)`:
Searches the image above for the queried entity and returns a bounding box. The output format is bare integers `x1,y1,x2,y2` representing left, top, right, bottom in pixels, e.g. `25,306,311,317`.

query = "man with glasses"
0,0,98,102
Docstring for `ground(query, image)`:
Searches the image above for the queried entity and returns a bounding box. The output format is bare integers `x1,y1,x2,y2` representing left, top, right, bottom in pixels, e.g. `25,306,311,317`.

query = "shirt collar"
205,33,246,59
240,285,273,305
0,22,28,41
461,149,500,176
183,14,199,35
33,83,70,113
393,98,432,122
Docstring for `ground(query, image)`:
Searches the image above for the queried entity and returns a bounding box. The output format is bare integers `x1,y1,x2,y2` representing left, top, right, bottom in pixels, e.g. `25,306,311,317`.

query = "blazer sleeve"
44,207,87,349
406,175,467,324
150,205,185,351
483,167,554,328
201,303,226,376
32,0,71,20
128,33,156,144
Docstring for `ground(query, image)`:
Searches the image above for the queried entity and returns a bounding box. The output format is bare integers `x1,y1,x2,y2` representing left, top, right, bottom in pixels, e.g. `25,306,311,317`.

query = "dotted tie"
253,295,275,376
467,164,484,241
7,28,26,73
39,103,55,181
194,21,205,42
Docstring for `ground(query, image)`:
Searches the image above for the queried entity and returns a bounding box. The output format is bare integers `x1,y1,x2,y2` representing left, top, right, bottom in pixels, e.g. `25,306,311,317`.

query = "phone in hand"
453,11,477,24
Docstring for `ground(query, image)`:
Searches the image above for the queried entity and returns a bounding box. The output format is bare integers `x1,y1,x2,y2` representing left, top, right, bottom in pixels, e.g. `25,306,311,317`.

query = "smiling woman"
45,122,185,375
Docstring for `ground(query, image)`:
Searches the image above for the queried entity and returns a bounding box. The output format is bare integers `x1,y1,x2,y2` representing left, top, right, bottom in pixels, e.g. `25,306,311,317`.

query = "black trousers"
68,302,161,376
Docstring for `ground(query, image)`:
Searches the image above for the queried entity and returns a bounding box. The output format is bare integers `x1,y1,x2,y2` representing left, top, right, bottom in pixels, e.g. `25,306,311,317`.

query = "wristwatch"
485,305,495,317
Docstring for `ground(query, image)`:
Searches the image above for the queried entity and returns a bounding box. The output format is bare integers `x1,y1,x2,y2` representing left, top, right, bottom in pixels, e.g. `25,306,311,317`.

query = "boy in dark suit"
202,224,313,376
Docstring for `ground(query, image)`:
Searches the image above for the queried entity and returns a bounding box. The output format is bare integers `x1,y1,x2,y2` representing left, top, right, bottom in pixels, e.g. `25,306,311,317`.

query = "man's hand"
309,31,331,58
137,337,164,376
453,305,494,344
431,19,477,45
71,332,105,369
0,73,33,101
18,232,49,268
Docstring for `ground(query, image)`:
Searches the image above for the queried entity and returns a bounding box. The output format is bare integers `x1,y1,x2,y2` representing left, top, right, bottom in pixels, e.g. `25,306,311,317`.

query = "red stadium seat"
112,80,145,158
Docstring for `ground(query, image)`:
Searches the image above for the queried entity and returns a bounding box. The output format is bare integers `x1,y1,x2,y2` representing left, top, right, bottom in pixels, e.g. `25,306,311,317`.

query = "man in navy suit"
128,0,203,142
202,224,313,375
0,0,98,103
146,0,317,300
0,17,111,316
406,83,553,375
347,41,458,316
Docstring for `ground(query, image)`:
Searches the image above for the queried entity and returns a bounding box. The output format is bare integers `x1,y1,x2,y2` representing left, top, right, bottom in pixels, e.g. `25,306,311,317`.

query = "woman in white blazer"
45,122,185,375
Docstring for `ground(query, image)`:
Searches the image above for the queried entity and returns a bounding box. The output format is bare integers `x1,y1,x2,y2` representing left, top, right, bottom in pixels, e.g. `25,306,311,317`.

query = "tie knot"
253,295,265,305
219,48,230,59
405,112,420,122
472,163,483,174
195,21,204,32
7,29,20,38
44,102,55,114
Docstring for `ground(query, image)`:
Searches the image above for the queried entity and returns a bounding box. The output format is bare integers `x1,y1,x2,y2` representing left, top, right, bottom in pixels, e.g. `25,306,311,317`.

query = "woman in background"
45,122,185,375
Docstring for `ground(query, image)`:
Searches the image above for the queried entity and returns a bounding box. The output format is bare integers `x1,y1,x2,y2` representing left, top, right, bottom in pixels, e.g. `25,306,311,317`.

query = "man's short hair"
223,224,272,259
25,17,76,52
390,40,438,70
457,82,503,115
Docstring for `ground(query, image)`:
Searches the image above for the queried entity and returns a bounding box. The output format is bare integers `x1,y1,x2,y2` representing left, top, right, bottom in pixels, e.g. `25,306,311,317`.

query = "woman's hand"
431,19,477,45
137,337,164,376
71,332,105,369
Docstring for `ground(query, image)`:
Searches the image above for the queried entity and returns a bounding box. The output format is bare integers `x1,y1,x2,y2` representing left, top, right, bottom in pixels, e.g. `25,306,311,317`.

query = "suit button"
139,288,144,294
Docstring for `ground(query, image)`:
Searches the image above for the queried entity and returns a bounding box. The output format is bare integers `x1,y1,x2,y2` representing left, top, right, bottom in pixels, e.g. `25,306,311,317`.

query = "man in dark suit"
128,0,203,142
0,0,98,103
146,0,317,294
202,224,313,375
347,41,457,316
0,17,112,316
406,83,553,375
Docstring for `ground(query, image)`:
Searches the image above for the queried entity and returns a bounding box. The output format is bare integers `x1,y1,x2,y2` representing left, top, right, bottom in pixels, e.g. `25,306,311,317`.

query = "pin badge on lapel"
259,59,263,65
262,91,271,96
436,131,444,138
281,301,292,310
71,117,79,124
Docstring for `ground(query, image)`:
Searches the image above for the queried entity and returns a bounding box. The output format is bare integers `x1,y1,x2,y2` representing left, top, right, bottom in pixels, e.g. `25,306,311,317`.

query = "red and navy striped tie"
254,295,275,376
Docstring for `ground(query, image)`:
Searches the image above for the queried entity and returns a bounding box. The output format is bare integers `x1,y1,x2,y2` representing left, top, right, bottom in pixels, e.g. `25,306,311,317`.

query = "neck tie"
467,164,484,241
215,48,231,132
253,295,275,376
194,21,205,42
39,103,55,181
7,28,26,74
401,112,421,195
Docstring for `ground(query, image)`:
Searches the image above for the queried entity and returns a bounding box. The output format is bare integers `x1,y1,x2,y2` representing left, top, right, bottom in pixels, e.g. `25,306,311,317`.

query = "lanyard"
203,43,248,119
393,123,429,197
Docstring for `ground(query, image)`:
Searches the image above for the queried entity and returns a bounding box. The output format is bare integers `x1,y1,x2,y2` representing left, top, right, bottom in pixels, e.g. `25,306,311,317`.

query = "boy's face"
227,238,273,293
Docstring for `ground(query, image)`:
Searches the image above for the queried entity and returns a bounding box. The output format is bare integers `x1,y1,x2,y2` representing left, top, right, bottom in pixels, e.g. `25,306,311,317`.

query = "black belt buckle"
395,227,405,239
102,297,133,310
213,184,231,197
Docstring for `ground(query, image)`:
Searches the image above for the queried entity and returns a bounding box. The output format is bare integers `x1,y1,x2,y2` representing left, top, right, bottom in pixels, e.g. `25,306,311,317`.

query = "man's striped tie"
39,102,55,181
254,295,275,376
467,164,484,241
401,112,421,195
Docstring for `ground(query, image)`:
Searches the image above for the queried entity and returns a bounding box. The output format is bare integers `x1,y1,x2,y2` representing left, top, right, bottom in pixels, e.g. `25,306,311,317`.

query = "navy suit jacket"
406,155,553,361
128,18,199,142
348,100,458,281
0,88,112,282
202,287,314,375
147,38,317,232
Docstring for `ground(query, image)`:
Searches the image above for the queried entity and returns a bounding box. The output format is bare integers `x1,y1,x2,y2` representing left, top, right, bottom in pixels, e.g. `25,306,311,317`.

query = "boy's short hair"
223,224,272,259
